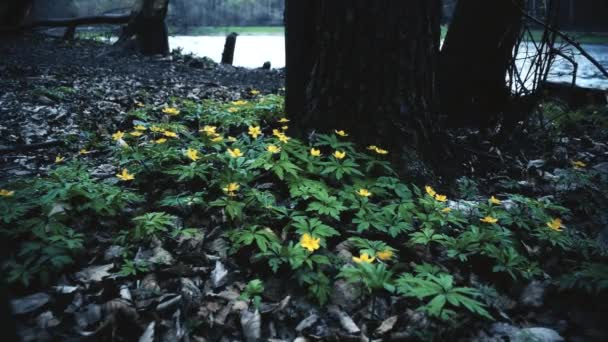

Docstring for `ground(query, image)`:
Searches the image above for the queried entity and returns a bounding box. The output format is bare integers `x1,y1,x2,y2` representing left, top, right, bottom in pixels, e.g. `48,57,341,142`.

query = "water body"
169,35,608,90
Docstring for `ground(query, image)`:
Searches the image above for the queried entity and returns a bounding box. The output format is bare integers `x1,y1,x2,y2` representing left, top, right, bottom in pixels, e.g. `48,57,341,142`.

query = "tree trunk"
117,0,170,55
440,0,524,128
286,0,441,156
0,0,33,31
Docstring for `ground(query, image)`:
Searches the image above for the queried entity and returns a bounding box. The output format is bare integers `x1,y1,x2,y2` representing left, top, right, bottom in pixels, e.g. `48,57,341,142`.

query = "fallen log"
0,14,131,33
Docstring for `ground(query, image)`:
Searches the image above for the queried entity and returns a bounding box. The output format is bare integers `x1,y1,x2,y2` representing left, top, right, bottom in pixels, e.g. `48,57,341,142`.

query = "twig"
514,2,608,80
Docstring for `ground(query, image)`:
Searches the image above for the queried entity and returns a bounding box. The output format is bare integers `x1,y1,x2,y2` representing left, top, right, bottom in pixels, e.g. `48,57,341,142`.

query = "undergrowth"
1,94,607,335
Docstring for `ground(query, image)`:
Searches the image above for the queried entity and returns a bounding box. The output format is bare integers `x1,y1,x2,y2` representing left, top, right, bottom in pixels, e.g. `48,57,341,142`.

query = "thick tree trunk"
0,0,33,31
286,0,441,156
117,0,170,55
440,0,524,128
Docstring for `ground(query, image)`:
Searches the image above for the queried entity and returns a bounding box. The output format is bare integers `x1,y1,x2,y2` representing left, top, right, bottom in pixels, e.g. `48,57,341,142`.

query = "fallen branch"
513,2,608,80
1,14,130,33
0,140,64,155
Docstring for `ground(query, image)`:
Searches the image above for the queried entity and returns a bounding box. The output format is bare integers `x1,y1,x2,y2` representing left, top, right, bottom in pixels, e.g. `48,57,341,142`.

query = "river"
169,35,608,90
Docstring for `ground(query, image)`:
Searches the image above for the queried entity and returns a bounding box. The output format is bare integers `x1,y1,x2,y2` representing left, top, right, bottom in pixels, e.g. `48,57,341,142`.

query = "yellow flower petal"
267,145,281,154
248,126,262,139
0,189,15,197
186,148,200,161
353,253,375,264
227,148,244,158
333,150,346,159
480,216,498,224
376,250,393,261
162,107,180,116
300,234,321,252
357,189,372,197
547,218,564,231
310,148,322,157
116,169,135,181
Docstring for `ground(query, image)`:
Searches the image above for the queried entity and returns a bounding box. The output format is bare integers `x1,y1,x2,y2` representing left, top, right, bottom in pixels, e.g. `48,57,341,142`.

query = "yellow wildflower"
281,126,289,131
300,234,321,252
112,131,125,141
0,189,15,197
135,102,144,107
441,207,452,213
227,148,244,158
367,145,378,151
278,118,290,123
201,125,217,136
490,196,501,205
150,126,163,133
228,107,239,113
232,100,248,106
163,130,178,138
435,194,448,202
211,135,224,142
376,250,393,261
353,253,375,264
277,134,290,143
222,183,240,196
130,131,144,137
155,138,167,144
248,126,262,139
79,149,91,155
374,147,389,155
547,218,563,232
250,89,260,95
228,136,237,142
186,148,200,161
425,186,436,197
480,216,498,224
571,160,587,169
162,107,180,116
116,169,135,181
267,145,281,154
55,155,65,163
134,125,147,131
310,148,322,157
333,150,346,159
357,189,372,197
335,130,348,137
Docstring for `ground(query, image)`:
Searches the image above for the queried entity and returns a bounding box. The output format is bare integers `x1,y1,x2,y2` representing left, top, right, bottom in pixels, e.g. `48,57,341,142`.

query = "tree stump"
221,32,238,65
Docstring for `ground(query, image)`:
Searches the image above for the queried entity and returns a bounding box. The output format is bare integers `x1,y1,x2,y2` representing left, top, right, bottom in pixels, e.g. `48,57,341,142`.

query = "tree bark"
440,0,524,128
117,0,170,56
286,0,441,156
0,0,33,32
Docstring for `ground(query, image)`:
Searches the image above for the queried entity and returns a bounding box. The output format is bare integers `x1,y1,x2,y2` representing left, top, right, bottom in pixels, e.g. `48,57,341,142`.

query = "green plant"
396,270,492,320
132,212,178,240
239,279,265,309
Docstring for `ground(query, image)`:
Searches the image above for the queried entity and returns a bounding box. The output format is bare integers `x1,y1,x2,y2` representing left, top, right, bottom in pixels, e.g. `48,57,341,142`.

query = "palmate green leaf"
291,216,339,238
306,192,347,220
210,198,245,220
159,192,206,208
227,225,279,253
338,262,394,293
132,212,177,240
164,162,210,182
287,178,331,200
396,272,492,320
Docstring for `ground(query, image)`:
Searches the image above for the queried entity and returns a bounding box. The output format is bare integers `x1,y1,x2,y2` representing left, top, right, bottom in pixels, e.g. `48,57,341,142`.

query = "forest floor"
1,34,608,342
